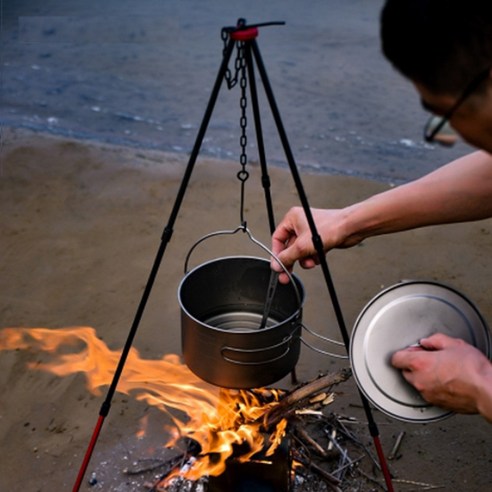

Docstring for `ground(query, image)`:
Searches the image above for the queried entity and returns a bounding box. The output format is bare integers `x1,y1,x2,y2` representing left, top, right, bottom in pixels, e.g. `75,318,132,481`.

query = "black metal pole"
72,36,237,492
250,38,350,346
250,38,394,492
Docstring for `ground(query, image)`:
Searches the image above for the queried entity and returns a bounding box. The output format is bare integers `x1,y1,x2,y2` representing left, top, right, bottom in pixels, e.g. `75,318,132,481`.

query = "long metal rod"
250,38,394,492
72,37,237,492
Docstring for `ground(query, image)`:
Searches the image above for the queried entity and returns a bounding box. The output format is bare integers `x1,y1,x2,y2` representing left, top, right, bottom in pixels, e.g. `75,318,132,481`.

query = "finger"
277,270,292,285
299,257,317,269
271,209,301,252
270,250,288,273
399,368,416,386
271,229,292,256
271,234,292,273
391,349,419,370
390,349,409,369
270,246,298,279
418,333,459,351
270,251,293,283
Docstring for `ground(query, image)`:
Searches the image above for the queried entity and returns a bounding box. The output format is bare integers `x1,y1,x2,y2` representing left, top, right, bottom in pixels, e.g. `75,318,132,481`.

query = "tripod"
73,19,394,491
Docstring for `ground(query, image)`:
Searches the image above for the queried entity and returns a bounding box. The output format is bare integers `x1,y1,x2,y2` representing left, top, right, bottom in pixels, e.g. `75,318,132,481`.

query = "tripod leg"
243,41,276,235
244,41,300,383
250,39,394,492
250,44,349,346
72,37,237,492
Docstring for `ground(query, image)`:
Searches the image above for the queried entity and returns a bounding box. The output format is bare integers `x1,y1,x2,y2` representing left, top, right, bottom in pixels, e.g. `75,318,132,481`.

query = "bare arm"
272,151,492,281
343,150,492,239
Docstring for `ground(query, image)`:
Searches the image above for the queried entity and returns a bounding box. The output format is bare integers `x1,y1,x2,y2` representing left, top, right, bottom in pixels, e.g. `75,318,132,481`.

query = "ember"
0,326,392,491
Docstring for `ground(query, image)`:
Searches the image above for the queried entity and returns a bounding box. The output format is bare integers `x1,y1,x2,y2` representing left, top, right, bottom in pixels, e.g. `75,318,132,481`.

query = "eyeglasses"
423,68,490,146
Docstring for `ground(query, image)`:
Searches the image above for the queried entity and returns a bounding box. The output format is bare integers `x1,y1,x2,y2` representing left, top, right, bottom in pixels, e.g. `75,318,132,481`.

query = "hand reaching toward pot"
392,333,492,422
271,206,363,284
271,152,492,284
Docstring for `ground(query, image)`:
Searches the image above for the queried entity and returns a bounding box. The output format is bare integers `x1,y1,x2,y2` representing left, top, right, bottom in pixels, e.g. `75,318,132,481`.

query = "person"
271,0,492,423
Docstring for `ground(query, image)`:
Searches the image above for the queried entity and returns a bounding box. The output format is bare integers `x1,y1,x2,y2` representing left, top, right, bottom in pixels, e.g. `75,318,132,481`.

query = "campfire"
0,325,405,491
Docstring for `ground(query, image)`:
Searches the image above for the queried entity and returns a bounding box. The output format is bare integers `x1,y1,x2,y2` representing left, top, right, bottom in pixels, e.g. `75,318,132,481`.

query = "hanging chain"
237,43,249,226
222,31,244,90
222,29,250,227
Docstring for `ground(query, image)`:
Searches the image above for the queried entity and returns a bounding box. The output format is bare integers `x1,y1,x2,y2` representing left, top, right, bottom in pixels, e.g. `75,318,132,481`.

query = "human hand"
271,206,360,284
271,207,318,284
392,333,492,418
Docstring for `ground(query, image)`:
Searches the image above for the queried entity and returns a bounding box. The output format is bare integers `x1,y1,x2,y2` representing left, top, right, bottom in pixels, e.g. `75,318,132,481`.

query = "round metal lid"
350,281,491,423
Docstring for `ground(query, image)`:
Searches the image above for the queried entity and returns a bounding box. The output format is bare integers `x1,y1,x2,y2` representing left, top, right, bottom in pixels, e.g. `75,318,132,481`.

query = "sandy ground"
1,128,492,491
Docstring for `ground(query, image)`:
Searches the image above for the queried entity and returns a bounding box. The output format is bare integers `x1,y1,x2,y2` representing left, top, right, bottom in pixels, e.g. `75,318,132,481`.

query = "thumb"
272,244,299,272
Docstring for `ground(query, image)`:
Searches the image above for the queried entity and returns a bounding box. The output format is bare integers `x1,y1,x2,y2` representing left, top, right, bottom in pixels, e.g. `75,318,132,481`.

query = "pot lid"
350,280,490,423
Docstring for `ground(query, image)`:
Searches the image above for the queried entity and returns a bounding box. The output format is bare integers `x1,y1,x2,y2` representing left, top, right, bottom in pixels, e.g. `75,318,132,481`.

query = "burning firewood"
0,327,388,491
262,368,352,429
145,367,355,491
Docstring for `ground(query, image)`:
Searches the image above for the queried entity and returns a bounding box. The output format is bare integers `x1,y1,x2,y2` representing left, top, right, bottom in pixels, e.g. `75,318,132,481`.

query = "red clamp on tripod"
224,18,284,41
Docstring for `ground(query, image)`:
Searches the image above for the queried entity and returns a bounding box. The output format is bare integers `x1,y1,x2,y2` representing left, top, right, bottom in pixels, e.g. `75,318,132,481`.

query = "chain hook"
222,23,250,227
237,42,249,226
221,19,284,231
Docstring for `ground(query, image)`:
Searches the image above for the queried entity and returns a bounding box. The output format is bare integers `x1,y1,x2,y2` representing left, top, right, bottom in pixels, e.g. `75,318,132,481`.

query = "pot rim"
177,255,304,334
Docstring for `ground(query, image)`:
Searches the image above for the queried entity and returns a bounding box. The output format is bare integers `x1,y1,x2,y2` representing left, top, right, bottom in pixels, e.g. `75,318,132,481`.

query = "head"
381,0,492,151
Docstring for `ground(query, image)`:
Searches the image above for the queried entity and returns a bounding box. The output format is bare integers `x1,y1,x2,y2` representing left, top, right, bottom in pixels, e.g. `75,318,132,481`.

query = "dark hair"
381,0,492,94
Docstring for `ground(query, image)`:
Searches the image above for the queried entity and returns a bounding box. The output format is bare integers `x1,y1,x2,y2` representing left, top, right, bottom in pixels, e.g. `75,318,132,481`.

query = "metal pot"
178,256,304,388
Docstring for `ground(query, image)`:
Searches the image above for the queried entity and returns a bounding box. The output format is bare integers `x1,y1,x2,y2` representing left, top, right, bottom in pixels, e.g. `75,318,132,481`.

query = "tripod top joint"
222,19,285,42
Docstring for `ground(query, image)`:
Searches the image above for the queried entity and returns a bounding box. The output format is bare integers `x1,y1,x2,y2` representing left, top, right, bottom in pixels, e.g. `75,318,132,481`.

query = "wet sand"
1,128,492,490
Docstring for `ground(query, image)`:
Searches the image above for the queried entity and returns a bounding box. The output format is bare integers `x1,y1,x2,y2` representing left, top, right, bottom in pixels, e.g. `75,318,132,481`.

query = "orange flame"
0,326,287,481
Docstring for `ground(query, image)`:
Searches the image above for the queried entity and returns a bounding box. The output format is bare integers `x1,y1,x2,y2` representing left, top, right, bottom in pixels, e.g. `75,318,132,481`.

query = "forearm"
340,150,492,244
272,150,492,279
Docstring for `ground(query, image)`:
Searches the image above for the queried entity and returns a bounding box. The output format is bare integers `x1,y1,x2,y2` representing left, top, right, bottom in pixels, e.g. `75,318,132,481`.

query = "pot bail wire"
183,224,302,310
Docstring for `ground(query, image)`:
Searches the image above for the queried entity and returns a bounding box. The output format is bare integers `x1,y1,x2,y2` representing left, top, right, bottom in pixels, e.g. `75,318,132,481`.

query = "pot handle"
183,224,303,310
300,323,348,359
220,334,294,365
184,225,244,273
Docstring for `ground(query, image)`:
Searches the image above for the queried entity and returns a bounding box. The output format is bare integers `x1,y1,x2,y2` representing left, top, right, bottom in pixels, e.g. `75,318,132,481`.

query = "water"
1,0,471,183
